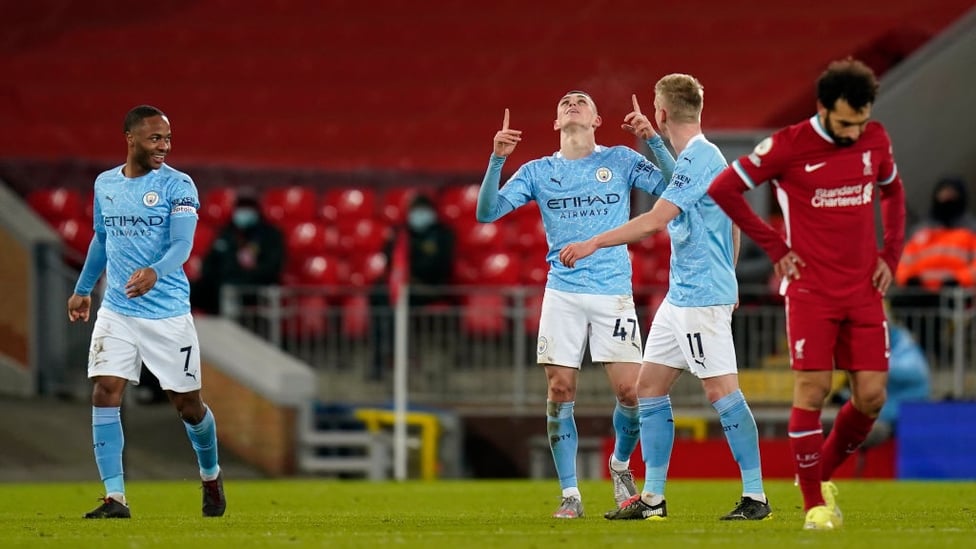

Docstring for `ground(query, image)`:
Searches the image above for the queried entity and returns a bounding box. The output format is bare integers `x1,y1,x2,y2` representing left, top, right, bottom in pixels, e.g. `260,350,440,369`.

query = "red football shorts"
784,292,889,372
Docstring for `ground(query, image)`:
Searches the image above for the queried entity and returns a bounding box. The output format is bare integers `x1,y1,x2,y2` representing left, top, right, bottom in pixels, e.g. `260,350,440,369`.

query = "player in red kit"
708,58,906,530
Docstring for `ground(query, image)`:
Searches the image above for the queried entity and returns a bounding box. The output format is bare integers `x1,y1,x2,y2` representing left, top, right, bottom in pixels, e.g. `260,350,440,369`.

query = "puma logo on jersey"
804,162,827,172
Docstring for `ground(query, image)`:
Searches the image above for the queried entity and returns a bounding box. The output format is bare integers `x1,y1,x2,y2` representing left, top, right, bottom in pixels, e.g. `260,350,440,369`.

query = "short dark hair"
409,193,435,210
123,105,166,133
817,58,879,111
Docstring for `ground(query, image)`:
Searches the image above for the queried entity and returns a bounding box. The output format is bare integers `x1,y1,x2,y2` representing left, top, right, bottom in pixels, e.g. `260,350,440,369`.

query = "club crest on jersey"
142,191,160,207
862,151,872,176
537,336,549,355
862,183,873,203
747,136,773,166
595,167,612,183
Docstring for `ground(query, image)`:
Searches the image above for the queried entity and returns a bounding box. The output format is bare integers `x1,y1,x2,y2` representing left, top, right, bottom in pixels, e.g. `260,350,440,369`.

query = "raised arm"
476,109,521,222
624,94,675,184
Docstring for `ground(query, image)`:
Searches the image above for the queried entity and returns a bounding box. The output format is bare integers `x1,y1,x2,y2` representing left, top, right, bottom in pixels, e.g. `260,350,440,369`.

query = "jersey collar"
809,115,835,145
554,144,604,159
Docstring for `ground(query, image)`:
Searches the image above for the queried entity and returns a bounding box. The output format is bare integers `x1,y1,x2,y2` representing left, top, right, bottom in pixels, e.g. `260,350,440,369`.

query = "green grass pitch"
1,479,973,548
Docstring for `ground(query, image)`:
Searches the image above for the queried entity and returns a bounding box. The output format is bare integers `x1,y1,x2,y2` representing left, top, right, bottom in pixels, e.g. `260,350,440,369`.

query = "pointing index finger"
502,108,510,131
631,94,641,114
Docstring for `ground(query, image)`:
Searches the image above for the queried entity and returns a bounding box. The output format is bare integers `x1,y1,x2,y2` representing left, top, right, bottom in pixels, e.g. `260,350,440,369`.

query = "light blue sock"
183,406,220,478
612,401,640,462
547,400,578,491
92,406,125,496
713,390,764,495
638,395,673,496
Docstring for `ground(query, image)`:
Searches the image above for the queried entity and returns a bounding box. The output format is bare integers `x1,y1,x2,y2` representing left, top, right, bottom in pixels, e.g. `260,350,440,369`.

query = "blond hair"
655,74,703,123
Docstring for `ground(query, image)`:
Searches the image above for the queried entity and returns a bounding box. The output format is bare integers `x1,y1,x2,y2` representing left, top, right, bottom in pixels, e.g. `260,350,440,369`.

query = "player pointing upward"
561,74,771,522
477,91,673,518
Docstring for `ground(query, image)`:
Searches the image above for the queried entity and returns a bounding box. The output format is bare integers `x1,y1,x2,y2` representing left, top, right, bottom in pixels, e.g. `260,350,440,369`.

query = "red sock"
789,407,824,511
821,400,875,480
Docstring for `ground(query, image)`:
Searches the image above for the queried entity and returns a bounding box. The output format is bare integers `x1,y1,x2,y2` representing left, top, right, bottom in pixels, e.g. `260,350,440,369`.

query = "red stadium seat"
452,257,479,285
515,214,547,253
285,221,340,260
630,251,669,322
461,293,507,338
456,222,509,261
437,184,480,228
281,293,330,339
640,252,669,286
296,254,341,286
184,253,204,283
56,216,95,266
479,252,519,286
263,186,318,228
631,230,671,256
523,293,544,335
82,190,95,224
193,222,217,256
378,187,418,225
341,293,370,339
28,188,83,225
200,187,237,226
520,254,549,286
320,187,376,226
338,218,390,257
346,250,388,288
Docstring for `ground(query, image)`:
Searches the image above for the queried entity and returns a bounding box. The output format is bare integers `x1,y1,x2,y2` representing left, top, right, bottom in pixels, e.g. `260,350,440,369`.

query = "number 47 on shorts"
613,318,637,341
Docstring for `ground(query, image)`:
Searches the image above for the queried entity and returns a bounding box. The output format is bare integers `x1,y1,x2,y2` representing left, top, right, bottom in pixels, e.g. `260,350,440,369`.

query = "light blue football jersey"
92,164,199,319
660,134,737,307
499,145,667,294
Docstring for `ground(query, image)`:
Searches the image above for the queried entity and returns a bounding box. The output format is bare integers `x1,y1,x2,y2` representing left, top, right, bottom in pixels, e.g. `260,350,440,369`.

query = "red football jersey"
730,115,899,298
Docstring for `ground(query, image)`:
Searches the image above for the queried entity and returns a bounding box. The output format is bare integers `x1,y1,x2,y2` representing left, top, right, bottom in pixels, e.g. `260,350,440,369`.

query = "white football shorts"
536,288,643,368
87,307,203,393
643,300,738,379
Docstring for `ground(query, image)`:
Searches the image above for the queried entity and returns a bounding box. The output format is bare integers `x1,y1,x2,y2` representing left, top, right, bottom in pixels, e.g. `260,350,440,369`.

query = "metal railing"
217,284,975,407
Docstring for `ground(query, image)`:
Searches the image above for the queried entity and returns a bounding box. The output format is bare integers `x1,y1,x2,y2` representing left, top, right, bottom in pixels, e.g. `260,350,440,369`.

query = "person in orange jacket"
892,176,975,356
896,176,976,290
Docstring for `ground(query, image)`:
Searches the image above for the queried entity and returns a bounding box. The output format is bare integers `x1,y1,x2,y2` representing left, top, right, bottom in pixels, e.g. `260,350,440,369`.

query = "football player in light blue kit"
477,91,674,518
561,74,771,521
68,105,225,519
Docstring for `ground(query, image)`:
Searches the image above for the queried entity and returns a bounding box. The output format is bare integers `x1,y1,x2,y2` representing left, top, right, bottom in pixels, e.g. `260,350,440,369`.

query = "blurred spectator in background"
191,194,285,315
892,176,976,354
895,176,976,290
403,193,456,304
369,193,455,380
